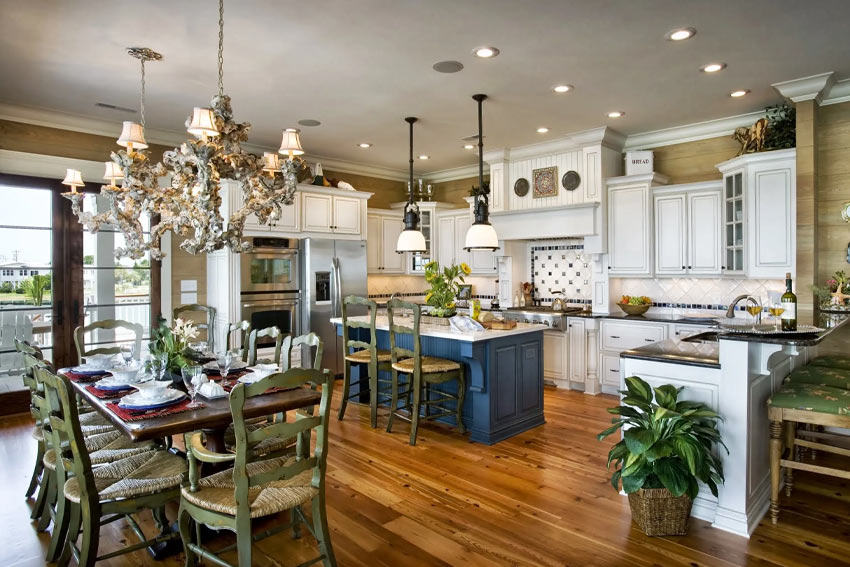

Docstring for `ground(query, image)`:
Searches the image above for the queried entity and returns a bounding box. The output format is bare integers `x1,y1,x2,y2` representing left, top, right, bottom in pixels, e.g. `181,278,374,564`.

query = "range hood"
489,202,600,240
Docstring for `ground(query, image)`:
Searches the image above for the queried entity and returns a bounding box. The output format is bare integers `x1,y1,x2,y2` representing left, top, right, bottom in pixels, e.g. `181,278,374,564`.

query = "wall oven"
240,237,299,294
240,293,299,348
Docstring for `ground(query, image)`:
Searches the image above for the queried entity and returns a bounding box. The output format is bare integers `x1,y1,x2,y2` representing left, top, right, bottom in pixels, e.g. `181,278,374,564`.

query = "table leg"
202,427,228,453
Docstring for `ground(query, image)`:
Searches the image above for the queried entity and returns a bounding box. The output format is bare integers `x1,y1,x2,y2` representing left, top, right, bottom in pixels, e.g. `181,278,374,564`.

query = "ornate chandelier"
61,0,307,259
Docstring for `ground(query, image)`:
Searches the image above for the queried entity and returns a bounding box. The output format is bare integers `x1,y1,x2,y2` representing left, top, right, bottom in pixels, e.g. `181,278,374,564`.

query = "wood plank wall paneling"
816,101,850,280
169,240,207,316
796,101,818,318
431,176,480,206
322,169,406,209
651,135,739,184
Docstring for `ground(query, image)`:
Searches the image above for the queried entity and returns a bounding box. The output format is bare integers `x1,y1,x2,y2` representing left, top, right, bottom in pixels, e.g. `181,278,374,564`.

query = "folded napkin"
449,315,485,332
198,381,226,398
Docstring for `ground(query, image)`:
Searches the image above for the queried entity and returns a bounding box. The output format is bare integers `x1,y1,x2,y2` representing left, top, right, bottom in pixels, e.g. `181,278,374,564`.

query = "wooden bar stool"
338,296,393,428
385,299,466,446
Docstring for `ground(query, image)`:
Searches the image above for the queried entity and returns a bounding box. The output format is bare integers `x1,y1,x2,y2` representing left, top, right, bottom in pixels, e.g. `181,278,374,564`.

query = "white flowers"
173,318,200,343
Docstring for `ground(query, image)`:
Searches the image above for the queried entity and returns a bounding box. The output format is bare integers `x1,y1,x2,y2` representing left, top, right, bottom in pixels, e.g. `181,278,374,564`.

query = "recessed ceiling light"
463,144,474,150
607,111,625,118
730,90,750,98
665,27,696,41
297,119,321,127
358,143,372,148
433,60,464,73
536,127,550,133
472,46,499,58
553,84,573,93
700,62,727,73
418,155,430,160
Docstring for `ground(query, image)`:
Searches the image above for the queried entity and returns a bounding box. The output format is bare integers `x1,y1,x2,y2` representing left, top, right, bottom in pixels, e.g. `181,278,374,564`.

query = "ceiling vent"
95,102,137,114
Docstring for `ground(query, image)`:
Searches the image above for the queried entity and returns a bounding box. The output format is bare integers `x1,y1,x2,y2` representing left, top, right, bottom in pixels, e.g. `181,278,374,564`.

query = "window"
30,270,38,276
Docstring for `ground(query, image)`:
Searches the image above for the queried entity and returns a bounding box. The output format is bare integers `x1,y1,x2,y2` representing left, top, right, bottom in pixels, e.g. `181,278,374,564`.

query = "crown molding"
820,78,850,106
772,72,835,104
623,111,765,151
423,164,480,183
306,154,408,181
0,149,112,181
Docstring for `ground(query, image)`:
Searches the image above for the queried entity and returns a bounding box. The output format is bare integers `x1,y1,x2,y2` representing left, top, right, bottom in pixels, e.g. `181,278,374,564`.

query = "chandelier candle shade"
59,0,307,260
464,94,499,251
396,116,427,254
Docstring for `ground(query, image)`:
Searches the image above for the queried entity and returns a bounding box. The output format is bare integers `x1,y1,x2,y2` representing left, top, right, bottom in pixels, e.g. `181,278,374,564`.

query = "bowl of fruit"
617,295,652,316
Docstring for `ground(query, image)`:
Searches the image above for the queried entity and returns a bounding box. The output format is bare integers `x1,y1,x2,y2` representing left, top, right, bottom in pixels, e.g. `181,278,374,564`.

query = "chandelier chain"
217,0,224,97
139,58,146,126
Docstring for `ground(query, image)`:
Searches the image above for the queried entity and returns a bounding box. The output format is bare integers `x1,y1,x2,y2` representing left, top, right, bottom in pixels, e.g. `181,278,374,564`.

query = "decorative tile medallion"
532,166,558,199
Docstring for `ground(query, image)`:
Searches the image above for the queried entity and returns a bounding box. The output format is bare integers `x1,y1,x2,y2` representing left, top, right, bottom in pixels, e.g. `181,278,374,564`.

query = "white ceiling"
1,0,849,175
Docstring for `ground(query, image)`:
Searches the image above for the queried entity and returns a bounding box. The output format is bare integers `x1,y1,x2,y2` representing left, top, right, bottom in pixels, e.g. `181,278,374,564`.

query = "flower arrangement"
424,261,470,317
812,270,850,310
149,316,199,373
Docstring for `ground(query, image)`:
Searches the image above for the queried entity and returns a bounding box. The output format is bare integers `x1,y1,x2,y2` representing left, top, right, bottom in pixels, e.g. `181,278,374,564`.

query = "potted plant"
423,261,470,325
598,376,727,536
148,316,199,379
812,270,850,312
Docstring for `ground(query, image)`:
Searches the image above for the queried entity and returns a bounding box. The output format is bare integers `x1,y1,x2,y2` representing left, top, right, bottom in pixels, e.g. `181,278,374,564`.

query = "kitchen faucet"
726,294,759,318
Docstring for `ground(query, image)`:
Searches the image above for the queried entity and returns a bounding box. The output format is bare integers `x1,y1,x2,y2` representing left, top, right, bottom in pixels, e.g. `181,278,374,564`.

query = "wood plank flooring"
2,385,849,566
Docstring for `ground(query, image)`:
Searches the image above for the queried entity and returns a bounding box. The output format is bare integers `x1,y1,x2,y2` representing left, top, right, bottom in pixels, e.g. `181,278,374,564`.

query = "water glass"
181,365,203,409
216,350,234,386
150,352,169,383
120,343,135,366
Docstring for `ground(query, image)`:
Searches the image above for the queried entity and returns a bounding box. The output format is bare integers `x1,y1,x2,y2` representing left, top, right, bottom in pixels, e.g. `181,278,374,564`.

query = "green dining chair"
225,320,252,362
16,339,48,499
282,332,324,371
174,304,217,352
338,296,394,428
38,367,186,567
246,326,283,366
386,298,466,446
178,366,337,567
73,318,143,365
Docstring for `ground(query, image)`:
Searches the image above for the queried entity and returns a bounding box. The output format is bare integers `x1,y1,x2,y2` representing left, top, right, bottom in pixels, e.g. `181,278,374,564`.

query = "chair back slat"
246,414,321,446
173,304,217,352
246,326,283,366
387,299,420,369
283,332,323,371
225,320,251,361
74,318,143,364
342,296,378,360
228,367,333,513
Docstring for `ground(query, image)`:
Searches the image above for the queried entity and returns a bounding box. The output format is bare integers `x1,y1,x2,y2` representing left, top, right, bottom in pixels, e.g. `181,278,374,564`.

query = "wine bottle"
312,163,325,186
780,272,797,331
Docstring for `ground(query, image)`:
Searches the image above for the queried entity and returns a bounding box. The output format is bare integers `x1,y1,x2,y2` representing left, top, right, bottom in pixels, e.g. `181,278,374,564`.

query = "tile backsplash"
611,277,785,310
367,274,498,305
531,239,592,304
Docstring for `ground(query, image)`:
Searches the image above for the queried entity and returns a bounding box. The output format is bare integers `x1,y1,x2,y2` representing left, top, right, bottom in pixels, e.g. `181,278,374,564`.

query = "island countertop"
330,316,546,342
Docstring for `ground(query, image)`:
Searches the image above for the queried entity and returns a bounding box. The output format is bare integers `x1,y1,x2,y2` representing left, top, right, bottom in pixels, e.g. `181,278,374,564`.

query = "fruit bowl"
617,303,652,316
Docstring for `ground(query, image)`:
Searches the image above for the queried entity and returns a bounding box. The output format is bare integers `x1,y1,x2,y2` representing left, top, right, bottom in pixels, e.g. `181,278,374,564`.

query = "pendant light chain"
217,0,225,97
139,57,146,127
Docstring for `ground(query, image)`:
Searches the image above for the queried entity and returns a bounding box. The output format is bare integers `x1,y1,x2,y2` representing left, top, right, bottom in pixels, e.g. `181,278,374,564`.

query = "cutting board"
480,320,517,330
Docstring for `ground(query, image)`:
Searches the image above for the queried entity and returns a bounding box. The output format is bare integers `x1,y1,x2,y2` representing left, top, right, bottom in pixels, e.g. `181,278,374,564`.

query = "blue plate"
118,390,186,411
68,365,111,376
93,379,135,392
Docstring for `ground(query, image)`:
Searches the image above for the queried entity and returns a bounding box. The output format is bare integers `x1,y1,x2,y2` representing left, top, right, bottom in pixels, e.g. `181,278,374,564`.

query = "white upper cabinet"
435,210,497,274
607,173,668,277
301,193,333,233
366,215,381,272
437,216,456,266
301,190,366,237
333,195,361,234
652,181,722,277
366,211,404,274
717,149,796,278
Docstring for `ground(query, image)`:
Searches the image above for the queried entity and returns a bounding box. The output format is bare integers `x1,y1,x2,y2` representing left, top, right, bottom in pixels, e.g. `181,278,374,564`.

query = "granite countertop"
496,308,721,326
714,312,850,346
330,315,546,343
620,339,721,369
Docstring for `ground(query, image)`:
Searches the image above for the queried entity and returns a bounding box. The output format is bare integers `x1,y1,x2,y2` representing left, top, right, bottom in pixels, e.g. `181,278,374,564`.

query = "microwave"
240,237,300,294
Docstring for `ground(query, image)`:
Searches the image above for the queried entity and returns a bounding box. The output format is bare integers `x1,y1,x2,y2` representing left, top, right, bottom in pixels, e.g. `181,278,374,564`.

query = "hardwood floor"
2,385,849,566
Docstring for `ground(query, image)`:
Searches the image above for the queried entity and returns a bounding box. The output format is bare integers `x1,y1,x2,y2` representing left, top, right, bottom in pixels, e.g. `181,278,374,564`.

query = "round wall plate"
562,170,581,191
514,177,529,196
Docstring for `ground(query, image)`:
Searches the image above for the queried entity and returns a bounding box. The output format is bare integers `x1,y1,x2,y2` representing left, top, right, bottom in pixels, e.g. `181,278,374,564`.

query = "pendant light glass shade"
187,107,220,138
278,128,304,156
464,221,499,251
117,121,148,149
397,226,427,253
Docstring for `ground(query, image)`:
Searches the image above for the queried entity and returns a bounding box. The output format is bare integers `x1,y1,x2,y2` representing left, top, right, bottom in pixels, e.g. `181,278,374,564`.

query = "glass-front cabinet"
723,171,745,274
410,208,432,273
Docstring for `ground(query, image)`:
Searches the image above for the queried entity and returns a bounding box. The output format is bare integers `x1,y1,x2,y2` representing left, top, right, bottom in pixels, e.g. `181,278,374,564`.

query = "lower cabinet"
543,331,568,385
600,353,621,391
568,318,586,388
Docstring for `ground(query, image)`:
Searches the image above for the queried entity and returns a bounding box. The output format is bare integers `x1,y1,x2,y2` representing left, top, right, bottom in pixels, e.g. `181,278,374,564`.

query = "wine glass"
150,352,169,383
181,365,203,409
769,301,785,331
745,298,762,331
216,350,234,387
120,343,135,367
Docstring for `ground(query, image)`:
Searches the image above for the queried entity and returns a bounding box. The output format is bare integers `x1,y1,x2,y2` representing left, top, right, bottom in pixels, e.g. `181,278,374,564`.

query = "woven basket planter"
627,488,692,536
421,314,452,326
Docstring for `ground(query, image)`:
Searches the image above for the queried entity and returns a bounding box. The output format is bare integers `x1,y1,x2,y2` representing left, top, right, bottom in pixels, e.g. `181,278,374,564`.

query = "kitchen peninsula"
331,315,545,444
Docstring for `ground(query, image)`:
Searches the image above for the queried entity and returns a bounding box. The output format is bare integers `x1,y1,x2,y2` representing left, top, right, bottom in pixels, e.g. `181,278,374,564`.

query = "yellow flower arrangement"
460,262,471,275
423,261,467,317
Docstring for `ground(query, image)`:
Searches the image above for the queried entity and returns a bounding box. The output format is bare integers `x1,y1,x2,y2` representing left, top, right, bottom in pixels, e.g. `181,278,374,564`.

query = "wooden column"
795,100,818,319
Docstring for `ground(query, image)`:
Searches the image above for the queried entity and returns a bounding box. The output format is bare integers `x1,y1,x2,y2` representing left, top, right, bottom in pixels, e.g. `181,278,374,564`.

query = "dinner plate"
69,365,111,376
94,376,142,391
203,360,248,373
118,389,186,410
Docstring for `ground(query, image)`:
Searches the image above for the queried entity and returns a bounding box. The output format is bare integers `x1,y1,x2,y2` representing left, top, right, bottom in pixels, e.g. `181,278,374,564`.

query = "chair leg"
292,506,302,539
410,374,422,446
456,369,466,435
178,506,198,566
31,464,51,522
369,360,378,429
769,419,783,524
386,369,399,433
25,440,45,498
78,502,100,567
312,492,337,567
36,470,55,531
783,420,795,497
236,515,252,567
338,359,351,421
57,504,81,567
46,486,70,562
424,384,430,418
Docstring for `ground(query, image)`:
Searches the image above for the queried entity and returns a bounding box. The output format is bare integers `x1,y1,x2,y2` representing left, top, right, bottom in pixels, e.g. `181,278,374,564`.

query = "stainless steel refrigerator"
300,238,368,376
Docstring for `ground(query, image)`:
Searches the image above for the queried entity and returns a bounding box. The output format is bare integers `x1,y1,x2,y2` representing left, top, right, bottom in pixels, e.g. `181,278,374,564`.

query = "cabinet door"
470,249,497,274
568,318,586,388
366,215,382,273
722,172,745,274
332,196,361,234
748,165,793,278
437,216,456,267
454,215,471,268
381,216,405,273
688,191,721,275
244,212,270,233
301,193,333,233
601,353,621,389
654,193,686,275
608,184,651,276
543,330,567,383
271,192,300,232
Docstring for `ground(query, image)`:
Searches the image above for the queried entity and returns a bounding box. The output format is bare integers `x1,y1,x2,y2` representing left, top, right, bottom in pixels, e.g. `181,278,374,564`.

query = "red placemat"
85,385,131,400
105,398,205,422
61,369,111,383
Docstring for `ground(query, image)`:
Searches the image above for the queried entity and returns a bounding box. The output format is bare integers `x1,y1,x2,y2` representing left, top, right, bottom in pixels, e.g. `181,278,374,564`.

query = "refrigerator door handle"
333,257,343,318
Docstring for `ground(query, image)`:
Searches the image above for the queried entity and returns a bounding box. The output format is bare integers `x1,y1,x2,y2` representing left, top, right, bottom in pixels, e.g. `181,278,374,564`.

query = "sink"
681,331,719,344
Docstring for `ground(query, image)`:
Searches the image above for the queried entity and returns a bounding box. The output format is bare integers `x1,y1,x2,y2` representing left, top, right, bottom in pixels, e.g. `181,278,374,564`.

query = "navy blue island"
330,316,546,444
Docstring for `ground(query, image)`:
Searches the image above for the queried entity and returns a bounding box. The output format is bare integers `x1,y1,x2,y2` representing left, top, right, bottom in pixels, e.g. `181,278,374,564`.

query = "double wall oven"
240,237,300,347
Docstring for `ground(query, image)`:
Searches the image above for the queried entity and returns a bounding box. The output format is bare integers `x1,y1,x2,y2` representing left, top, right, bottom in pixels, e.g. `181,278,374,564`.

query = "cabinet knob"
688,266,692,270
610,335,620,339
682,265,685,270
607,265,611,270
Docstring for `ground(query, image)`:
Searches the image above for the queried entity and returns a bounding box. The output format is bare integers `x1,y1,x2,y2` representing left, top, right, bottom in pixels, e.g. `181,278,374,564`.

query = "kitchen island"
620,312,850,538
330,316,546,444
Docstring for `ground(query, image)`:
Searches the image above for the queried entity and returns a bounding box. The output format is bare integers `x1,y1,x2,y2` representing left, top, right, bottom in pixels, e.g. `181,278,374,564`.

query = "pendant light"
396,116,427,253
464,94,499,251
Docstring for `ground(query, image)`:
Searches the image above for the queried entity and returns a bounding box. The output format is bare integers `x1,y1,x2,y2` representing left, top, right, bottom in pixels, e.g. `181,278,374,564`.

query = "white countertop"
330,316,546,342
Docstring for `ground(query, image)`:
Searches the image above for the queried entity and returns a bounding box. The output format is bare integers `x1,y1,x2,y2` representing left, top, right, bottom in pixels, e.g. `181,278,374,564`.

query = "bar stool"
386,298,465,446
338,296,393,428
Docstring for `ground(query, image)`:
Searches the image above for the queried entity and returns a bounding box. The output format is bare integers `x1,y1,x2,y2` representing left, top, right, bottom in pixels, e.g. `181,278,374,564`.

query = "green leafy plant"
598,376,727,500
148,316,198,373
21,274,51,306
763,103,796,151
424,261,470,317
